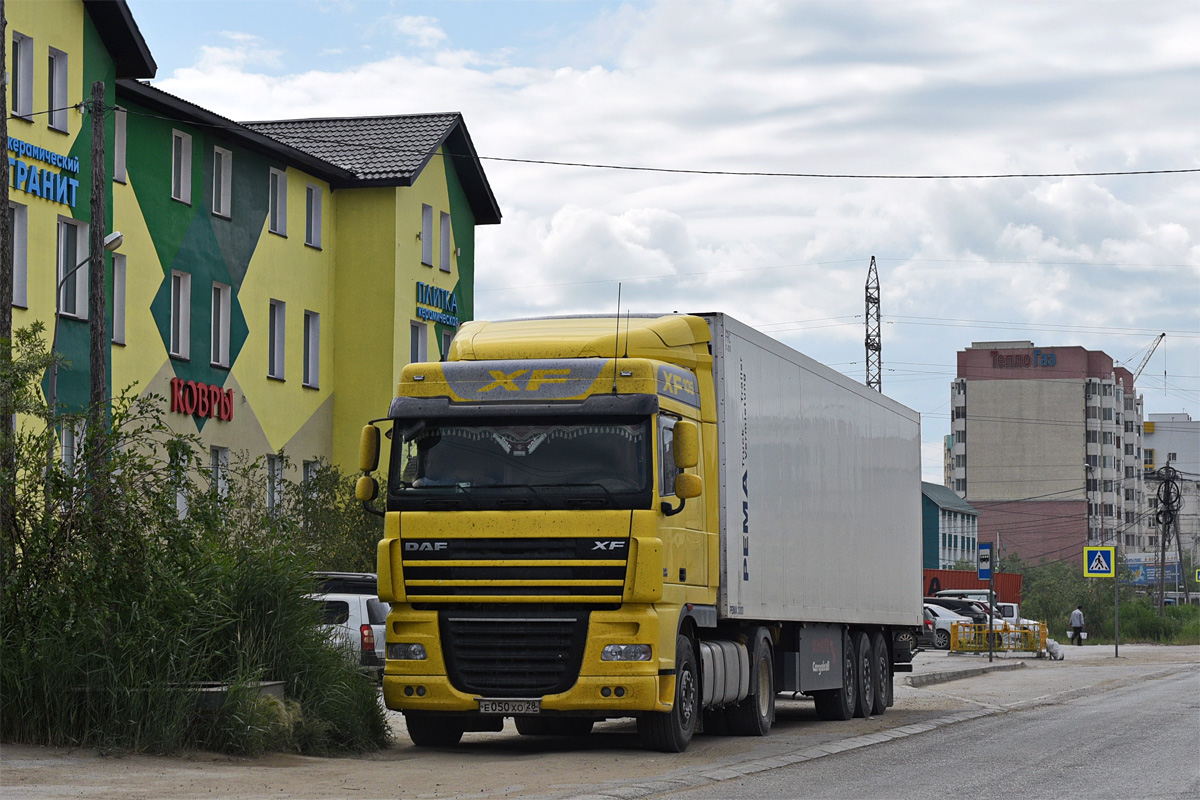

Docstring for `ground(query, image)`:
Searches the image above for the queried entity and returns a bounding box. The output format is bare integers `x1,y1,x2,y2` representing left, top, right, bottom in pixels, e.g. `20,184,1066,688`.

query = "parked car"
924,604,973,650
915,606,938,649
311,572,387,680
924,596,990,625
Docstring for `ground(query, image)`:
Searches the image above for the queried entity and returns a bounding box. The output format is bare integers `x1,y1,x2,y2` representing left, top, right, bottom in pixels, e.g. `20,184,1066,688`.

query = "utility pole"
86,81,108,455
865,256,881,392
0,0,15,540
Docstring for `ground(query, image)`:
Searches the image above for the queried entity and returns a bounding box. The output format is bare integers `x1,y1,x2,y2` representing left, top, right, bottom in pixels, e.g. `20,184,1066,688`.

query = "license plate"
478,699,540,715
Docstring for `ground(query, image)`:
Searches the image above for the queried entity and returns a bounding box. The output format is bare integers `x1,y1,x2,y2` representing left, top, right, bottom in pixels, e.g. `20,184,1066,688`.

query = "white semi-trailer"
357,312,924,751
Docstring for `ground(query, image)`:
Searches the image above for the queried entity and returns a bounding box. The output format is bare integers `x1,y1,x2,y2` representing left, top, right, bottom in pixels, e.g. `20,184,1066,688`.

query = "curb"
906,660,1025,687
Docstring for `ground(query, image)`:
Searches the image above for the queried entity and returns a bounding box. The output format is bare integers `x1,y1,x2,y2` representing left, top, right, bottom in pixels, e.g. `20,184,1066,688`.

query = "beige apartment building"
949,341,1147,564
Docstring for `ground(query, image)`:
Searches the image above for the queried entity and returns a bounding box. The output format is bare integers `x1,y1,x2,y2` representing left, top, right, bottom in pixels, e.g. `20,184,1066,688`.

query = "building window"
48,48,69,132
303,311,319,388
114,108,127,183
11,32,33,119
266,454,283,513
171,130,192,203
305,184,321,247
170,271,191,359
441,330,454,362
210,446,229,498
409,321,428,364
9,203,28,308
421,204,433,266
439,211,452,272
268,299,285,379
1168,452,1178,463
212,146,232,217
61,420,84,475
111,254,126,345
269,169,287,235
211,283,231,367
57,219,87,319
302,459,319,489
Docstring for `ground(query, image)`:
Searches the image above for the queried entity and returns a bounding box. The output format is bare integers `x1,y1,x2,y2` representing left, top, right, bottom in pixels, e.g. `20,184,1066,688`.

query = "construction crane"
865,256,881,392
1130,333,1165,382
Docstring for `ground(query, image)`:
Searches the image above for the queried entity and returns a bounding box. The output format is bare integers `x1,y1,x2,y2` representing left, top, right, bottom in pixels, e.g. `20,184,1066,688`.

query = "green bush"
0,325,389,754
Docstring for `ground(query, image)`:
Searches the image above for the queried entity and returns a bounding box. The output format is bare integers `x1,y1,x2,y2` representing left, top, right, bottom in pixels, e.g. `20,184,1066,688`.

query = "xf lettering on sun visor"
442,359,609,401
658,365,700,408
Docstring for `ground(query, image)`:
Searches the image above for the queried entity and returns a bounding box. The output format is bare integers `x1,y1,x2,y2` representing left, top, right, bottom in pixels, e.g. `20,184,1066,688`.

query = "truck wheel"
405,713,464,747
870,631,890,714
515,717,594,736
852,630,874,718
727,628,775,736
638,635,698,752
813,629,855,721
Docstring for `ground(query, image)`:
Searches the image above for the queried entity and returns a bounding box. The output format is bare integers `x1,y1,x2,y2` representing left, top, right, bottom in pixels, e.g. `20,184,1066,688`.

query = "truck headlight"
601,644,652,661
387,643,427,660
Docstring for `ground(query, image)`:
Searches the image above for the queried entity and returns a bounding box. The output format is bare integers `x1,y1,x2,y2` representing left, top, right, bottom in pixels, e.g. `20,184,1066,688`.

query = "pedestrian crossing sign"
1084,546,1115,577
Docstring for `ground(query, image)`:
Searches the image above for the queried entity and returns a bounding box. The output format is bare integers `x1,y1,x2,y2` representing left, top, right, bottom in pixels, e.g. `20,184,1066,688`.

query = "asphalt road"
644,669,1200,800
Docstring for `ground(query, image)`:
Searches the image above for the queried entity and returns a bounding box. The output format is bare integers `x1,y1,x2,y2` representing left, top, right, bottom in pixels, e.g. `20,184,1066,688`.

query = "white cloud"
149,0,1200,455
391,16,449,49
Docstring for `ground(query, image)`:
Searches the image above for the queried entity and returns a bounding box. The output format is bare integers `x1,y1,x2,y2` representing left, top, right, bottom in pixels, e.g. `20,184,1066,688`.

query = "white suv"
312,572,387,680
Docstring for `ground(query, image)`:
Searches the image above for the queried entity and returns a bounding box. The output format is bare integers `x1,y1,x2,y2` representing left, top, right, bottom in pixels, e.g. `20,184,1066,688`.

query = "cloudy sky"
129,0,1200,480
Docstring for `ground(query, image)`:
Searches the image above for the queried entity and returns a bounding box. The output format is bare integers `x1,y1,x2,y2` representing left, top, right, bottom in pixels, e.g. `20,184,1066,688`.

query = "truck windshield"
388,417,652,511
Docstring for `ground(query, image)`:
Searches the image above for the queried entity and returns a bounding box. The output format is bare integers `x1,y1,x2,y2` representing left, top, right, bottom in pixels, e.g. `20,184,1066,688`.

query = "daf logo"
404,542,449,552
592,541,627,551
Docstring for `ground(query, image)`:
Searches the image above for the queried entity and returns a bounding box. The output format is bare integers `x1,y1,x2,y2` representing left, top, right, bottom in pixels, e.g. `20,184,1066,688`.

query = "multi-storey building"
1144,412,1200,564
6,0,500,492
949,341,1147,564
921,482,979,569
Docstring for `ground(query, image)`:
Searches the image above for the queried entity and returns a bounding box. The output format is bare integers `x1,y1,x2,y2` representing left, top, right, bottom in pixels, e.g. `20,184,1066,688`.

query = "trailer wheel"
638,635,698,752
515,717,594,736
870,631,890,714
852,630,874,718
727,628,775,736
405,713,464,747
813,629,855,721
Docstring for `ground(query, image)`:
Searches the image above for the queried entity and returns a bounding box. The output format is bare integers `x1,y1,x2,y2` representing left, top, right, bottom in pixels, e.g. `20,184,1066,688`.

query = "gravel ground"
2,643,1195,800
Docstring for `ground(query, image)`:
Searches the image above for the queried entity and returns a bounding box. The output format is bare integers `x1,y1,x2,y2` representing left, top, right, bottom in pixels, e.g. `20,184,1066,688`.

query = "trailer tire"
852,630,874,718
870,630,890,714
515,717,594,736
638,635,699,752
727,629,775,736
813,629,855,721
405,713,464,747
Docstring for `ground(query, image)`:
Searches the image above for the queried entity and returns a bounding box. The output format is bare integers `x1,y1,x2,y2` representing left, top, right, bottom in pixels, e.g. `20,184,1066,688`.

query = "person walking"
1069,605,1085,646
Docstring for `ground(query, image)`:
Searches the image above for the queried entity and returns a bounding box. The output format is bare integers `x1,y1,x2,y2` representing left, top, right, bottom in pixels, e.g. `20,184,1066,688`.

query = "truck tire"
870,630,890,714
514,717,594,736
727,628,775,736
405,713,464,747
852,630,874,718
813,629,855,721
638,635,699,752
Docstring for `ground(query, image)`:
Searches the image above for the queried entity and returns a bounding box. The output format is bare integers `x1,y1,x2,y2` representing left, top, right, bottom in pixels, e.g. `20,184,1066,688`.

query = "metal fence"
950,621,1047,655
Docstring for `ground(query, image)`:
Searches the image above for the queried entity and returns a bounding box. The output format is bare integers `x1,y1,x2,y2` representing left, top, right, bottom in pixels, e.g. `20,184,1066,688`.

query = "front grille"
440,610,588,697
403,536,629,602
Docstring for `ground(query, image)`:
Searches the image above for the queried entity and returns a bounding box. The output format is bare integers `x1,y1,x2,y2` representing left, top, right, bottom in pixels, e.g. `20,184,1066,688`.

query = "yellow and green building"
7,0,500,483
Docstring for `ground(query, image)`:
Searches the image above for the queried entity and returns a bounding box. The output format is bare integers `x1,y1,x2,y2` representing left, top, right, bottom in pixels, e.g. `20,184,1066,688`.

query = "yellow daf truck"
356,313,922,751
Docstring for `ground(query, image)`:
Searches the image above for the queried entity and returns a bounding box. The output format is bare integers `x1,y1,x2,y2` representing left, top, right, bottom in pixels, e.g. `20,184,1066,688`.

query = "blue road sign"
977,542,993,580
1084,546,1115,578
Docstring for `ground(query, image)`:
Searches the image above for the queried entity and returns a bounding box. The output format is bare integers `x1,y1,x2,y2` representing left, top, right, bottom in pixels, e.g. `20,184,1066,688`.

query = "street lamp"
47,231,123,421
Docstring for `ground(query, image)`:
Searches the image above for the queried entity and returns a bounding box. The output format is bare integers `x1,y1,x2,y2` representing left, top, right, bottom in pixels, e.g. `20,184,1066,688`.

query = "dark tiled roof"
244,114,459,182
922,482,978,515
244,115,501,224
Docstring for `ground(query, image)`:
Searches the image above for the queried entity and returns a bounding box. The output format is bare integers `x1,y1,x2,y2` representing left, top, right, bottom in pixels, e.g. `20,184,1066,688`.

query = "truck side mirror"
356,475,379,502
359,425,381,473
673,420,699,469
674,473,702,499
